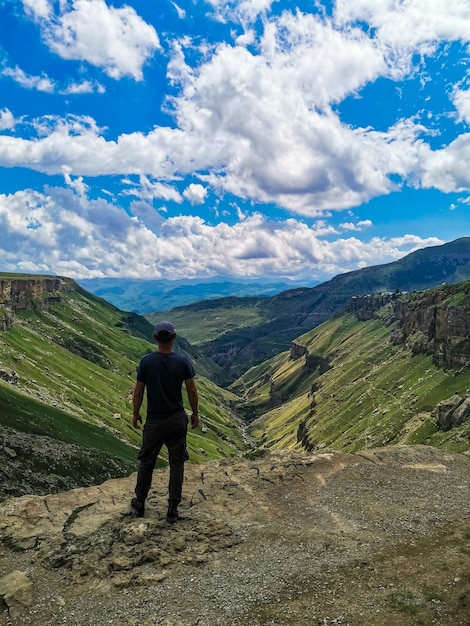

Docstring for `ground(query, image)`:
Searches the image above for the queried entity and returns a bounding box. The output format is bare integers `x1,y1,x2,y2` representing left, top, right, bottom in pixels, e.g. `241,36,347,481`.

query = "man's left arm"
132,381,145,429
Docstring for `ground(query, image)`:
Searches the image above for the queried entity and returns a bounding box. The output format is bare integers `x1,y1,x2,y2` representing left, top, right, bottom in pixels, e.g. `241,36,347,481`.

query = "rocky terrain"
1,445,469,626
0,426,134,500
0,277,72,331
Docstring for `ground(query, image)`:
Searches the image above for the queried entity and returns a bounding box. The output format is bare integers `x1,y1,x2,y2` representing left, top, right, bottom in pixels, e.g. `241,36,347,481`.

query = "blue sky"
0,0,469,283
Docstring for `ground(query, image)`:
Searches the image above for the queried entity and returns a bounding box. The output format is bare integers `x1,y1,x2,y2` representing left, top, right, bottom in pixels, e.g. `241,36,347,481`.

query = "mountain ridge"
77,276,315,314
148,237,470,380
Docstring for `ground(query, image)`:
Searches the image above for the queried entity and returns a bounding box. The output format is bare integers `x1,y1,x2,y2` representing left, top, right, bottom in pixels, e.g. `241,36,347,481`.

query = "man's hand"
191,413,200,429
133,413,142,429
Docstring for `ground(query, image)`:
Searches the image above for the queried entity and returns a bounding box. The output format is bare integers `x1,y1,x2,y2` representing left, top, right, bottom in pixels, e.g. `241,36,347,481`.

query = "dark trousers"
134,410,189,506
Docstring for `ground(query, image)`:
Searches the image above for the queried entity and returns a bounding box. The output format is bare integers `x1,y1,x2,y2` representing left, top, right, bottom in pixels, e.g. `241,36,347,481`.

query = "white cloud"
2,66,55,92
27,0,160,81
452,87,470,124
2,2,469,221
205,0,277,25
1,64,105,95
171,2,186,20
415,133,470,192
62,166,89,199
334,0,470,50
0,186,443,281
0,109,16,131
61,80,105,95
22,0,52,20
122,175,183,203
0,12,394,214
183,183,208,205
340,220,373,231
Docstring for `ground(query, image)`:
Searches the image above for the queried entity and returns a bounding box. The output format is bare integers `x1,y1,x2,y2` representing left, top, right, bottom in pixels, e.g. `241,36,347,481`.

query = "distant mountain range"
78,276,317,314
148,237,470,380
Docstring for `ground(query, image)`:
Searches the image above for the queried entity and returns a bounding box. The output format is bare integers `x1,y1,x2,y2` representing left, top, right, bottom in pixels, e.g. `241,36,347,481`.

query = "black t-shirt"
136,351,196,419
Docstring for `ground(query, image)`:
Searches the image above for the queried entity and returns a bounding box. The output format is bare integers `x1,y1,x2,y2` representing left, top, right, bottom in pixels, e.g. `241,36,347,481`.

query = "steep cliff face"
0,276,72,330
344,292,399,320
346,283,470,368
392,285,470,367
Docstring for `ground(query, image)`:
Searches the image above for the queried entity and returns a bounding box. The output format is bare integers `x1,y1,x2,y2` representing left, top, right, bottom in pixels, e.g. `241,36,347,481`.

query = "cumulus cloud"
1,0,468,252
122,175,183,203
452,87,470,124
340,220,373,231
414,133,470,192
183,183,208,205
0,186,442,280
7,4,467,216
0,12,395,214
24,0,160,80
22,0,52,20
0,109,16,131
334,0,470,55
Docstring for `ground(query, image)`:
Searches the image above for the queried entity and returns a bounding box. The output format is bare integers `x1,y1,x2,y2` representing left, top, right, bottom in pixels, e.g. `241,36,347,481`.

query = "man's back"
137,351,195,419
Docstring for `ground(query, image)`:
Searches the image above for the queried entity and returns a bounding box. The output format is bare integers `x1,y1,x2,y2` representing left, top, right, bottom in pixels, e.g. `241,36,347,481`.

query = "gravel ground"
1,446,469,626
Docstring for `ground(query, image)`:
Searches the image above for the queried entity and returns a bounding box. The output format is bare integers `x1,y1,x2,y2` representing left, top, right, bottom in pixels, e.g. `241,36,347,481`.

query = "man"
131,320,199,522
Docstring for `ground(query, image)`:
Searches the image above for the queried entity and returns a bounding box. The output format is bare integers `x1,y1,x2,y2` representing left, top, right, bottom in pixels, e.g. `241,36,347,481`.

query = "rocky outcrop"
290,342,308,359
0,447,469,625
0,369,18,384
0,571,34,618
392,284,470,367
0,426,135,502
0,277,70,307
345,292,399,320
436,394,470,431
290,343,330,374
304,354,330,373
0,276,73,330
297,419,315,451
347,283,470,368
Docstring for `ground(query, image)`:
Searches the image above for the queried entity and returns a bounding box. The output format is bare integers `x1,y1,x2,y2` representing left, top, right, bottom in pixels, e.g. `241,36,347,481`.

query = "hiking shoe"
166,505,179,523
131,498,145,518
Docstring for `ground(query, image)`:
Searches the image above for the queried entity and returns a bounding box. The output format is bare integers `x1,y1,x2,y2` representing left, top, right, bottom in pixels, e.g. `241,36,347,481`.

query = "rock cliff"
392,286,470,367
0,276,72,330
344,292,399,320
345,282,470,368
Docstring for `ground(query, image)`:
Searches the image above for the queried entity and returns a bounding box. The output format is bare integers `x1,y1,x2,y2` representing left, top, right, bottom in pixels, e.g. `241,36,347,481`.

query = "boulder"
0,570,34,618
437,395,470,431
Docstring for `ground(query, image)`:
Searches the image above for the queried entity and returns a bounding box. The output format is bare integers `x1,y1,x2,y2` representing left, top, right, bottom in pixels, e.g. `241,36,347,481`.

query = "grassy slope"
147,296,268,346
235,311,470,454
0,282,247,469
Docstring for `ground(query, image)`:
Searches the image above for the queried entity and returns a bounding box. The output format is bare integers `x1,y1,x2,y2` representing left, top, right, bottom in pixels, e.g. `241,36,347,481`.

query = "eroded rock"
0,570,34,618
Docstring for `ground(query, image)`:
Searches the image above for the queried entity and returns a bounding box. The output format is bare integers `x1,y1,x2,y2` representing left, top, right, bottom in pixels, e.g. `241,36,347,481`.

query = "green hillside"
233,289,470,454
147,238,470,381
0,279,247,498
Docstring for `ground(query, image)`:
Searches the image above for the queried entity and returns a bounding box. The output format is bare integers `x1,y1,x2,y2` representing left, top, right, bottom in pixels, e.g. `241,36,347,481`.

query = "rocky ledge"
0,446,469,625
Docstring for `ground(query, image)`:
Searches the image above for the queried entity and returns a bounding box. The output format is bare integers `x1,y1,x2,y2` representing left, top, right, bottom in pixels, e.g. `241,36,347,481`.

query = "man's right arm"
184,377,199,428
